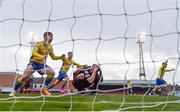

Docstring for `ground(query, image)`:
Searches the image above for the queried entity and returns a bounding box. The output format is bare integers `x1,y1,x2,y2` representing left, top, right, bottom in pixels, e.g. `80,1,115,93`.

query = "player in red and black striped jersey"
72,64,103,92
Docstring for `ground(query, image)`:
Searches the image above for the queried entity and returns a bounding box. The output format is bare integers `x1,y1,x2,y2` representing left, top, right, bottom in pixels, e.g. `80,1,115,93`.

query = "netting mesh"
0,0,180,111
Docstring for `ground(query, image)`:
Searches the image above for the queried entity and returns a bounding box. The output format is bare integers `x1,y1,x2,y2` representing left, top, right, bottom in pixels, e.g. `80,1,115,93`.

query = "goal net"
0,0,180,111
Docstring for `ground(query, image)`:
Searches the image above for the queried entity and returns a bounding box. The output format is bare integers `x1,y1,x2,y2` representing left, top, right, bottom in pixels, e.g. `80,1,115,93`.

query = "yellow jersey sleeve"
72,61,83,67
49,46,64,60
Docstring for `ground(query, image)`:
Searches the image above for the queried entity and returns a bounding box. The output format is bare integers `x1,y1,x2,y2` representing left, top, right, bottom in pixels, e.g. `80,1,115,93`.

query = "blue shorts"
57,71,68,81
156,78,167,85
30,61,48,71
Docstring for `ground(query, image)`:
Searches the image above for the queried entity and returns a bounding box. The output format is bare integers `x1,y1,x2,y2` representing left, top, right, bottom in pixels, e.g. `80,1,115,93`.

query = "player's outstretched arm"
49,49,65,60
165,68,175,72
72,61,84,67
169,68,175,71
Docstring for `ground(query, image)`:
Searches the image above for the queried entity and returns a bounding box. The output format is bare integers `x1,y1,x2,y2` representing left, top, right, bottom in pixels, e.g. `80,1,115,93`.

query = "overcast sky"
0,0,180,84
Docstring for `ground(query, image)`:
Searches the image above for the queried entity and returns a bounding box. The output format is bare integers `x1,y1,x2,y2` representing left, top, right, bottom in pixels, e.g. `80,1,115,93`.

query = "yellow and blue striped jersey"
157,65,169,79
31,41,63,64
127,82,133,88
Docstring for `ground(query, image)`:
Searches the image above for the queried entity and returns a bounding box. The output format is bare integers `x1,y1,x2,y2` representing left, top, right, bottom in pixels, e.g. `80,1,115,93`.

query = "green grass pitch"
0,94,180,111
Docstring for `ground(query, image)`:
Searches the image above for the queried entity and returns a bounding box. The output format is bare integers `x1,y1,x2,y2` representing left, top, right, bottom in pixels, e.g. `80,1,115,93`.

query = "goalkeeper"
9,32,65,96
72,64,103,92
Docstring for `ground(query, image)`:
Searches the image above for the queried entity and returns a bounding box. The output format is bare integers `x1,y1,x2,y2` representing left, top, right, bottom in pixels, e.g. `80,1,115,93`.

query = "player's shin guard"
44,75,53,88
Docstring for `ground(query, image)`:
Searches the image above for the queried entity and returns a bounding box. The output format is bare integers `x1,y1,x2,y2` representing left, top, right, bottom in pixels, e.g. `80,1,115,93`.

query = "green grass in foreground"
0,94,180,111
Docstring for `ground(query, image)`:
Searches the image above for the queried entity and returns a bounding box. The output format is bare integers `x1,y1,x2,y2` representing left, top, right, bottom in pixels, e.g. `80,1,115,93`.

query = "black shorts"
73,79,91,91
24,84,30,89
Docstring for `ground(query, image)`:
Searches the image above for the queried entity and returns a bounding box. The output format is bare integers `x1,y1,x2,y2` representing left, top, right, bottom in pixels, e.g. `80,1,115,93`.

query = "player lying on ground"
150,60,175,95
72,64,103,93
9,32,65,96
47,52,85,93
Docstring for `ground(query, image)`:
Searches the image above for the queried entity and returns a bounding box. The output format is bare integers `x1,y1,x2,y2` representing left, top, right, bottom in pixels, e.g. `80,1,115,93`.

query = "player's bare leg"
40,66,55,95
60,76,69,94
47,80,60,90
9,65,34,96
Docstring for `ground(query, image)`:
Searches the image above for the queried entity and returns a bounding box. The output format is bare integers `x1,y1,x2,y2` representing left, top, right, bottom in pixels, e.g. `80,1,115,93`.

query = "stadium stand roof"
100,80,156,86
0,72,17,75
